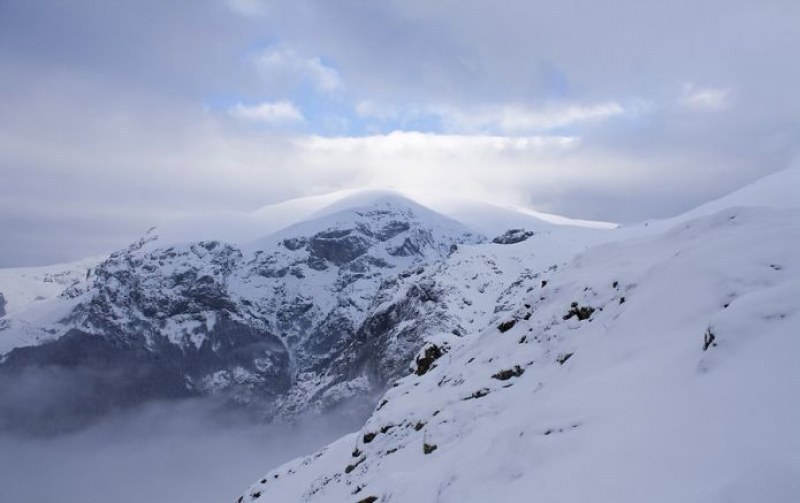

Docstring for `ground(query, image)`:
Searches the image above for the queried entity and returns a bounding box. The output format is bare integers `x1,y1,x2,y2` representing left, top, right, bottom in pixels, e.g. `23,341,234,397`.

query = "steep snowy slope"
236,195,800,500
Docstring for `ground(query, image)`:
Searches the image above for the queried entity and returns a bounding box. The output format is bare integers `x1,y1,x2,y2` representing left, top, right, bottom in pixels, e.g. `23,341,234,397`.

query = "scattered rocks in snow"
703,328,717,351
556,352,574,365
414,344,445,376
363,432,376,443
492,365,525,381
544,423,581,436
356,496,378,503
492,228,535,245
463,388,490,400
563,302,595,321
423,442,438,454
497,319,517,333
344,456,366,474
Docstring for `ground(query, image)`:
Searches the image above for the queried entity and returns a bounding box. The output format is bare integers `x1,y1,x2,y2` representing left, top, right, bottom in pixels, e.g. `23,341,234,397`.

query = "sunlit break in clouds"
0,0,798,266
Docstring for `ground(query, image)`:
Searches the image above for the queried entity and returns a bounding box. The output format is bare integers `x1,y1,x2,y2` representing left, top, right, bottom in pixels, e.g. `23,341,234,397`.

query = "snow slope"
0,258,99,317
236,174,800,502
0,258,101,354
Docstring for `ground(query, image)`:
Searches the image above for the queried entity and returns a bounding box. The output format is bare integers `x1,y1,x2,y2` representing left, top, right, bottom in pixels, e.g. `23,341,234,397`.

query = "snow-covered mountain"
234,168,800,503
1,168,797,500
0,190,616,433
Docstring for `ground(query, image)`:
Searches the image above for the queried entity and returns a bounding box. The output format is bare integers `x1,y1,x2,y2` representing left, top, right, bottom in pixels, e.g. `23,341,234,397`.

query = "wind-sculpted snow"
237,206,800,503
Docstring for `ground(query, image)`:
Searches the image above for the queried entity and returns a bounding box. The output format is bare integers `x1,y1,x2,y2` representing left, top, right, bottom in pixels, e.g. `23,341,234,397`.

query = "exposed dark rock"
703,328,716,351
414,344,444,376
375,221,411,241
492,365,525,381
497,319,517,333
556,352,574,365
463,388,490,400
345,456,366,474
308,229,371,266
388,237,422,257
0,292,5,318
563,302,595,321
281,237,308,251
492,228,535,245
423,443,438,454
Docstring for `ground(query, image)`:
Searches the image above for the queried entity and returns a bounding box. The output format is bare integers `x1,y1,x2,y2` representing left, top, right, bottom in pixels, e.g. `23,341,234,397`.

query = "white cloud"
253,46,343,93
680,84,730,111
224,0,266,17
436,102,626,134
356,100,626,134
227,101,304,123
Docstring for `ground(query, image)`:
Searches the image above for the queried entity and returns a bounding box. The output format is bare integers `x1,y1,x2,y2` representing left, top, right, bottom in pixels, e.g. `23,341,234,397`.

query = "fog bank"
0,398,367,503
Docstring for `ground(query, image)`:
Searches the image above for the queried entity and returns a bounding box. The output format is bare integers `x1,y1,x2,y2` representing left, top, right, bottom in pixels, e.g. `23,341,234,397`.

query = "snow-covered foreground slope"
237,203,800,502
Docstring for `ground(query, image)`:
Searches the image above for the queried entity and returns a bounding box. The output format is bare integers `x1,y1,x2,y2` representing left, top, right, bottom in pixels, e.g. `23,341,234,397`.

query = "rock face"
492,228,535,245
0,196,491,429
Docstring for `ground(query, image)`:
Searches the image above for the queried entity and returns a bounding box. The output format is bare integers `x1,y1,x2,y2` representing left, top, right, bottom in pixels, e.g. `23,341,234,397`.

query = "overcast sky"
1,0,798,266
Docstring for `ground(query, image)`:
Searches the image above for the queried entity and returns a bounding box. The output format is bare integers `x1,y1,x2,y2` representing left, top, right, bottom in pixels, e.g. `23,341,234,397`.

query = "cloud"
227,100,304,123
225,0,267,17
434,102,626,134
356,101,627,134
0,395,366,503
252,46,343,93
680,83,730,111
1,0,799,266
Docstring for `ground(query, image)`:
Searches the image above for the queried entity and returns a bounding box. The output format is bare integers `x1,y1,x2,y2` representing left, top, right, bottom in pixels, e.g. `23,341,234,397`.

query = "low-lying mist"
0,396,369,503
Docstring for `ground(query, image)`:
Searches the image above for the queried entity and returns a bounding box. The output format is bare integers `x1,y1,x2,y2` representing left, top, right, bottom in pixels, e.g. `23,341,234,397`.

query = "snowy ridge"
235,173,800,502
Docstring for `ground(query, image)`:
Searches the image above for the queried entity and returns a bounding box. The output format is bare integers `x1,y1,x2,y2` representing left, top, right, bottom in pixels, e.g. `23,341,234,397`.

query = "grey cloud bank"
0,0,798,266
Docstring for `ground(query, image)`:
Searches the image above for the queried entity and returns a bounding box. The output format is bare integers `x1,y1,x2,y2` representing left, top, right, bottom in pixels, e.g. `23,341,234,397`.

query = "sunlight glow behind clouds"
0,0,798,265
